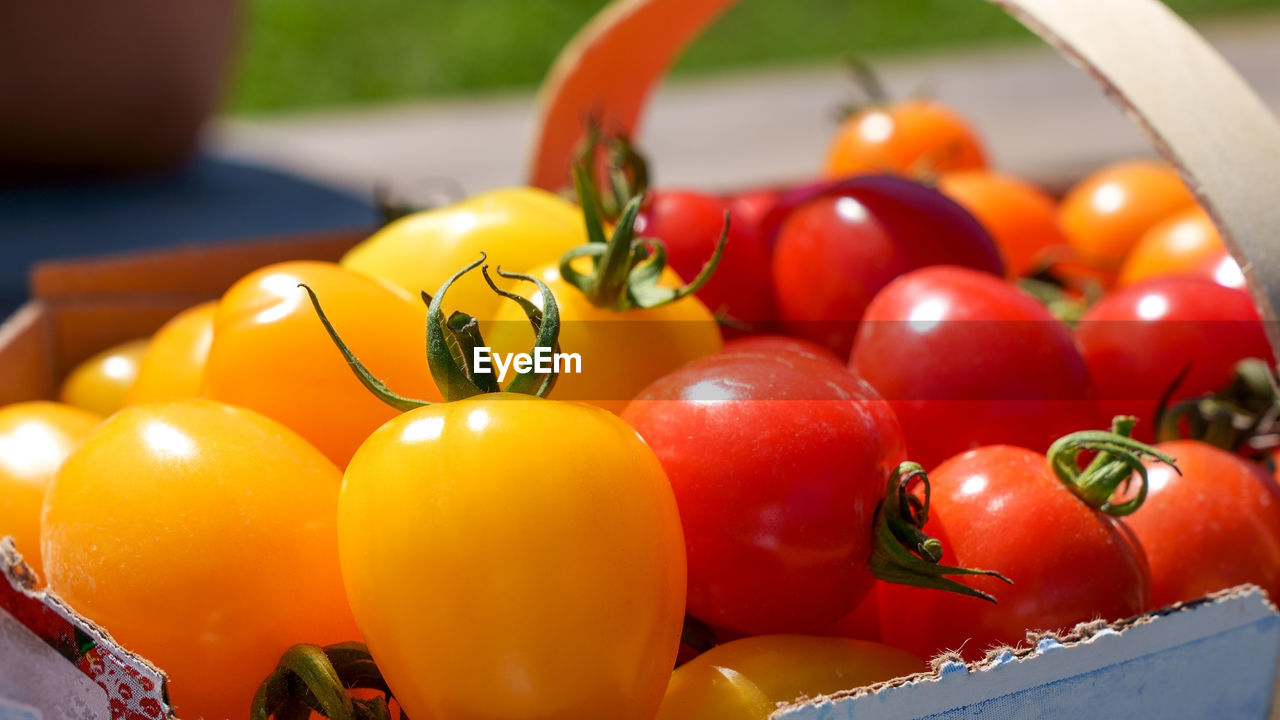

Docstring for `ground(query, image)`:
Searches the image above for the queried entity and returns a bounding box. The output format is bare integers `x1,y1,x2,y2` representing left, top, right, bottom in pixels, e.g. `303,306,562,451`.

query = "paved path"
212,12,1280,198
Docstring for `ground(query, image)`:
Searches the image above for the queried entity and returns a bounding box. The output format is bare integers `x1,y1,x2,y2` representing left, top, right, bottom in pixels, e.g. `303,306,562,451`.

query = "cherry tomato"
622,352,905,634
203,261,440,466
1075,276,1273,442
58,338,148,416
726,187,783,240
824,99,986,177
342,187,588,317
1058,160,1196,275
1124,440,1280,608
0,402,100,578
657,634,922,720
850,266,1098,471
637,190,775,329
937,170,1069,277
818,589,882,642
772,175,1003,356
878,443,1149,662
1117,205,1243,289
721,334,841,365
125,301,216,405
341,393,686,720
42,399,358,720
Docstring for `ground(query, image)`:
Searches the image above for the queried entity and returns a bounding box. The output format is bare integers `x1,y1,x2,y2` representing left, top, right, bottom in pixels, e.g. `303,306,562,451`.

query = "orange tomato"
1058,160,1196,274
0,402,100,578
125,301,216,404
203,261,440,467
938,170,1069,277
42,399,359,720
1117,205,1243,289
824,99,986,177
58,339,148,416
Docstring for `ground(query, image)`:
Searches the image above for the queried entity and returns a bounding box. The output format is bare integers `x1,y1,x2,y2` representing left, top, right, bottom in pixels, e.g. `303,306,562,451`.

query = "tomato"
1117,205,1242,289
42,399,358,720
937,170,1069,277
850,266,1098,471
622,351,905,634
58,338,148,416
772,175,1003,356
879,438,1153,662
0,402,100,578
637,190,775,328
721,334,841,365
824,99,986,177
342,187,588,317
1075,276,1273,442
1058,160,1197,275
818,589,882,641
1124,440,1280,608
726,187,783,240
203,261,440,466
657,634,923,720
125,301,216,404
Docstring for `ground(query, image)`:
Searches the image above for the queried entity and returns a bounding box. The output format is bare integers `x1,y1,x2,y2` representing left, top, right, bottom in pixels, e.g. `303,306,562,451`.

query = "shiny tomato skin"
824,99,986,177
937,170,1069,277
1117,206,1242,289
58,339,148,416
772,175,1003,356
878,445,1150,662
850,266,1098,471
721,334,842,365
639,190,776,328
1075,276,1273,442
1125,441,1280,608
622,352,905,635
125,301,216,405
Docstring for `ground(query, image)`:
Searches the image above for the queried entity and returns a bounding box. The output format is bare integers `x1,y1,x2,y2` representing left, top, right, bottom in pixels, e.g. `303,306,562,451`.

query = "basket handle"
527,0,1280,353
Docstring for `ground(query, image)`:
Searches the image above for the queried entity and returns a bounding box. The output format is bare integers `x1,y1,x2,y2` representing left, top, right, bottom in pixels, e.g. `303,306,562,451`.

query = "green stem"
1047,416,1179,516
252,642,399,720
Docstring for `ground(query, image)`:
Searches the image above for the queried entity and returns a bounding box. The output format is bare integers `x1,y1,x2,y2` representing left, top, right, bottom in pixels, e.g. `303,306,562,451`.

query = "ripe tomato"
937,170,1069,277
657,634,922,720
1116,205,1242,289
879,441,1151,662
824,99,986,177
42,399,358,720
1124,440,1280,608
1075,276,1273,442
0,402,100,578
772,175,1003,355
203,261,440,466
58,338,148,416
341,393,686,720
1058,160,1197,275
721,334,841,365
125,301,216,404
818,589,882,641
850,266,1098,471
726,187,783,240
342,187,588,317
637,190,775,328
622,351,905,634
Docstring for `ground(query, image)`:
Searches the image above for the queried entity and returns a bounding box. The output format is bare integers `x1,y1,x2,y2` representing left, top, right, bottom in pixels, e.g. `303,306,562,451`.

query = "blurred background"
2,0,1279,315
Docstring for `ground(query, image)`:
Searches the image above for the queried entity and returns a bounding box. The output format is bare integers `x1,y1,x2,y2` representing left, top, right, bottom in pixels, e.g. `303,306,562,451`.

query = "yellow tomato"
58,338,148,415
42,399,358,720
0,402,100,578
125,301,216,404
341,187,588,317
340,393,686,719
658,635,924,720
485,262,722,413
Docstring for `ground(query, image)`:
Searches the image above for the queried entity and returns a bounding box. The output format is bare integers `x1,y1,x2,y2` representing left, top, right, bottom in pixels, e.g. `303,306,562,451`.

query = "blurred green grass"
230,0,1280,113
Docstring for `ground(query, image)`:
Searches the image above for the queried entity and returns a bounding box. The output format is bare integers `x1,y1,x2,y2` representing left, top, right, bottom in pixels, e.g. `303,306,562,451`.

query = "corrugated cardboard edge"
0,539,174,720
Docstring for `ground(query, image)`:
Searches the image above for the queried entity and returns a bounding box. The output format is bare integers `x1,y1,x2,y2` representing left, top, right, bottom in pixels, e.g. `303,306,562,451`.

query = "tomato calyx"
252,642,401,720
558,163,728,312
571,121,650,224
303,253,562,407
869,462,1012,603
1155,359,1280,457
1048,416,1180,516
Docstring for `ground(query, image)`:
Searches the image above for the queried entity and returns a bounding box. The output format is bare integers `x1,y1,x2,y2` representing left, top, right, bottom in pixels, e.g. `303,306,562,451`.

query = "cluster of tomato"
2,90,1279,720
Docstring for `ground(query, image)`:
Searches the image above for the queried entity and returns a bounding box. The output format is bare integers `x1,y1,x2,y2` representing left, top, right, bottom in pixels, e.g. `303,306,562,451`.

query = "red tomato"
772,175,1003,356
824,99,987,177
879,444,1150,662
637,190,775,329
850,266,1099,471
621,352,905,634
721,334,841,365
1124,440,1280,608
1075,276,1273,442
726,187,784,241
818,588,882,642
